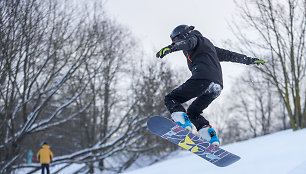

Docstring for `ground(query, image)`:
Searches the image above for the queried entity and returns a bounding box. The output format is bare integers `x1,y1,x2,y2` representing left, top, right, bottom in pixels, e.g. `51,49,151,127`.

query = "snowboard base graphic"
147,116,240,167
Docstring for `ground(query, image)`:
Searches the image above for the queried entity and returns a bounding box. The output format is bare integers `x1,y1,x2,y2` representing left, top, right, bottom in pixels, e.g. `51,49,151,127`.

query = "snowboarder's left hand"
156,45,172,58
253,58,265,66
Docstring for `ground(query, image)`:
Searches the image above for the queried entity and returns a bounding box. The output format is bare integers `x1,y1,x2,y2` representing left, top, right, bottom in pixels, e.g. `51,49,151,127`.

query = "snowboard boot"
188,114,220,146
198,125,220,147
171,112,197,134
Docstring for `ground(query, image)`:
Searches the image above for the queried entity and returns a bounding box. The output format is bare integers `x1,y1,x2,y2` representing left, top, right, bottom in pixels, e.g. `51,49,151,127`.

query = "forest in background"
0,0,305,173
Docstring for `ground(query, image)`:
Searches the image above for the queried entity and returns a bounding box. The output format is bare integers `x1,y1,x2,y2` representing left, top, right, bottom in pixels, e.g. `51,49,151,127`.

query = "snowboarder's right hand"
156,45,172,58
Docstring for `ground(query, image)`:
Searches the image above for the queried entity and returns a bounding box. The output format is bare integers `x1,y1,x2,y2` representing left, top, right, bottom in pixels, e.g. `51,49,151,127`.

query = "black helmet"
170,25,195,41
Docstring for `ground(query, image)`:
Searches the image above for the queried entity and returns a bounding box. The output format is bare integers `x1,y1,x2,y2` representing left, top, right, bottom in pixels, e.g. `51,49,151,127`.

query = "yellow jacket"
36,145,53,164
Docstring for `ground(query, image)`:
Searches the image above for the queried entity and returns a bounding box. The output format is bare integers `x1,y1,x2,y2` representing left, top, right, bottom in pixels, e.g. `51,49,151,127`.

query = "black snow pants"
41,164,50,174
164,79,222,131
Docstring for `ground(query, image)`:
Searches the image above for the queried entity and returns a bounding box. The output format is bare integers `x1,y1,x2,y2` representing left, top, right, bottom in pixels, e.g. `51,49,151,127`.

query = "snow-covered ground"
124,129,306,174
16,128,306,174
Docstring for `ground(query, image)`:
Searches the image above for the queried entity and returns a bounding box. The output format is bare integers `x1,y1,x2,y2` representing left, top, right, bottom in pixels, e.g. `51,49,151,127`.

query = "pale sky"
104,0,248,104
104,0,240,53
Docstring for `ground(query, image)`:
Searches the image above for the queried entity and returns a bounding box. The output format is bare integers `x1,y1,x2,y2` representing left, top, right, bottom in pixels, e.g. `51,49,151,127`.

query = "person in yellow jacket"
37,142,53,174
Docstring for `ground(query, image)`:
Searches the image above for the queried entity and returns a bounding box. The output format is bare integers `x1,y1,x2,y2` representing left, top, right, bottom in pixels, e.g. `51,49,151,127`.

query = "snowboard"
147,116,240,167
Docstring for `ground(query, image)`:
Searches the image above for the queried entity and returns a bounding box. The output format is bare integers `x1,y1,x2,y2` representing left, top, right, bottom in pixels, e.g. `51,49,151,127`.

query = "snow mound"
123,129,306,174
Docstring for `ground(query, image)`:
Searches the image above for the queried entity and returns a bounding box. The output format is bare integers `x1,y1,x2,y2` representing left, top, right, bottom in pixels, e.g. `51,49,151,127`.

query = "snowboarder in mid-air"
156,25,265,146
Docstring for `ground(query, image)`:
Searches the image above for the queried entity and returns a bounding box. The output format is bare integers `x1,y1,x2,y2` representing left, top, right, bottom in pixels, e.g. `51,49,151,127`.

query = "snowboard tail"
147,116,240,167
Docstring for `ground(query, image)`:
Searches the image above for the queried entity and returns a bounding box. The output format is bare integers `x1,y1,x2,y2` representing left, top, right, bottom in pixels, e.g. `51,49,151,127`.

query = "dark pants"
164,79,222,130
41,164,50,174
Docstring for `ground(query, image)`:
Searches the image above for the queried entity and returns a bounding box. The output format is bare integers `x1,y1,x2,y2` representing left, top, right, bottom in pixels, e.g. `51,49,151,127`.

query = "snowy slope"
123,129,306,174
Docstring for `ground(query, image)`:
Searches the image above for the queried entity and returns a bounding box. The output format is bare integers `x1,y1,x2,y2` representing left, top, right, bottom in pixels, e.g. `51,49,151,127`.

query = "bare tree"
228,69,282,138
232,0,306,130
0,0,104,172
129,60,183,156
61,16,140,173
1,0,220,173
2,1,172,172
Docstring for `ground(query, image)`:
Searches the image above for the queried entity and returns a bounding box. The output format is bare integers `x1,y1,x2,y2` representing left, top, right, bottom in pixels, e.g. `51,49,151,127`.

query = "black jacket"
170,30,257,87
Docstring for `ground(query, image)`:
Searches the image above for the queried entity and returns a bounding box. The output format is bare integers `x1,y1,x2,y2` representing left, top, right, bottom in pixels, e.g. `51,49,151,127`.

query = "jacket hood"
42,144,50,149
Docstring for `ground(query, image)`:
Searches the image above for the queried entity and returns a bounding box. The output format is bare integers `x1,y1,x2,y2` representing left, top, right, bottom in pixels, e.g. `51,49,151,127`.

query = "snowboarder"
37,142,53,174
156,25,265,146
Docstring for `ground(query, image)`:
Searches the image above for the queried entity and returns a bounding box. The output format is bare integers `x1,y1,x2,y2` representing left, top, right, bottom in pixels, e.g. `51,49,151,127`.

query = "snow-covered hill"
16,129,306,174
124,129,306,174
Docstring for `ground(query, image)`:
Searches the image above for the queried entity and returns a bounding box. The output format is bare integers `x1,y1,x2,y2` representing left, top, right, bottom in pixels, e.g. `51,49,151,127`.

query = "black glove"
252,58,265,66
156,45,173,58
